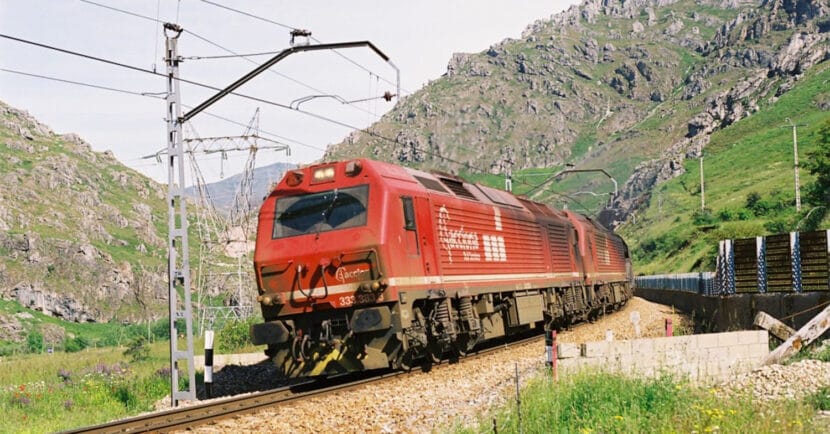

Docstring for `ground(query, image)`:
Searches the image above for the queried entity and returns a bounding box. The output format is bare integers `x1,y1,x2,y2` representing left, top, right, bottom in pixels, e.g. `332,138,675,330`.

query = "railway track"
62,334,543,433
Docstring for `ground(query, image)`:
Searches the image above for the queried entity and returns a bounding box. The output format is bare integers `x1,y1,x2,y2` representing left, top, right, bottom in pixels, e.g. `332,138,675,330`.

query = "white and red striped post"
552,330,558,381
545,330,558,382
204,330,214,399
665,318,673,337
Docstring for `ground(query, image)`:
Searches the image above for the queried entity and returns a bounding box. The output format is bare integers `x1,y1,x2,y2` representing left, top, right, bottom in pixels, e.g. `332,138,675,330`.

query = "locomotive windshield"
272,185,369,239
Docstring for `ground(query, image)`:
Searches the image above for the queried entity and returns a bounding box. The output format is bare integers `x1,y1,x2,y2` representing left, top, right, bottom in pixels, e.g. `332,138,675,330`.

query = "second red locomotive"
251,159,632,376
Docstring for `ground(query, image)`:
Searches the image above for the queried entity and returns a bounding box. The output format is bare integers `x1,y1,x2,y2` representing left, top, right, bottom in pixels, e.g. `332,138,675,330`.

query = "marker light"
285,170,304,187
345,160,363,177
312,166,336,183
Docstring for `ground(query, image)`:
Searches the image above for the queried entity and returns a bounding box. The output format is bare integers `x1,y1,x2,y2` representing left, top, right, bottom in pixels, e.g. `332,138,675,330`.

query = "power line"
178,1,495,174
184,50,284,60
197,0,408,94
0,67,166,99
0,64,325,153
79,0,157,23
0,36,586,209
0,33,387,141
78,0,382,119
199,0,295,31
180,30,380,119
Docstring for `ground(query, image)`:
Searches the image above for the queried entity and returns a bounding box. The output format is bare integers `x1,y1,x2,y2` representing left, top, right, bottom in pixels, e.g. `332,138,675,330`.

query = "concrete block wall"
556,330,769,383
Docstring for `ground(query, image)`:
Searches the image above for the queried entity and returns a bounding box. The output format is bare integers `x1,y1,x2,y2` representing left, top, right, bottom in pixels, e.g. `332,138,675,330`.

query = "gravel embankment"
718,358,830,402
178,297,691,433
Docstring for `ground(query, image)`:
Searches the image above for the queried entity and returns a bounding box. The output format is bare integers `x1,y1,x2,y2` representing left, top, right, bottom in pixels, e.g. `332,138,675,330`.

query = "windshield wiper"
322,189,339,223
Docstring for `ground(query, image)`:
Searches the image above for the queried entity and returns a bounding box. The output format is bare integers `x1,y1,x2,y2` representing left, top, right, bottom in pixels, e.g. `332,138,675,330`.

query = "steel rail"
62,334,543,433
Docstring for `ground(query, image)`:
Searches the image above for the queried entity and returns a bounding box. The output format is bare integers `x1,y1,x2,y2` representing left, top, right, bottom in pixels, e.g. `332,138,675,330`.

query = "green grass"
621,62,830,273
0,341,179,433
0,308,262,432
457,371,818,433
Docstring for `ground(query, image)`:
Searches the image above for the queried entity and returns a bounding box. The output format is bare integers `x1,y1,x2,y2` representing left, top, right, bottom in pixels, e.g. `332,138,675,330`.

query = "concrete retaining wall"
556,330,769,383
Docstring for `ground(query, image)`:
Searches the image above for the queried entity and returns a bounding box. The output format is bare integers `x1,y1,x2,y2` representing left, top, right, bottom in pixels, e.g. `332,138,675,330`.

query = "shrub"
123,336,150,362
809,386,830,411
150,319,171,340
216,317,258,353
26,331,44,354
64,336,89,353
745,191,762,211
764,218,793,234
692,209,717,225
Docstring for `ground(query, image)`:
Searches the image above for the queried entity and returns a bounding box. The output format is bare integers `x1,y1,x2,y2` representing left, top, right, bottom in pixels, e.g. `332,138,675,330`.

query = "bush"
150,319,171,340
26,331,44,354
216,317,258,353
809,386,830,411
123,336,150,362
64,336,89,353
692,209,717,225
764,218,793,234
745,192,762,211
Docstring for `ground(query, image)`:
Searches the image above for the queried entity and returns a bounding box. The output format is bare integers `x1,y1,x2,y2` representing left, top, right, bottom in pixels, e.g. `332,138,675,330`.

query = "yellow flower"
675,384,683,390
580,428,593,434
613,415,624,421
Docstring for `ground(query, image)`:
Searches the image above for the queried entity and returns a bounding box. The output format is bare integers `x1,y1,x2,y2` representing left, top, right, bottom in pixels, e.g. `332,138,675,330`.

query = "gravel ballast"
182,297,692,433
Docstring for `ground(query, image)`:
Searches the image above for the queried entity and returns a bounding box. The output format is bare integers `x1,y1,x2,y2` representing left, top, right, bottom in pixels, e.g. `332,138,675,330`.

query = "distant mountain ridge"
185,161,295,212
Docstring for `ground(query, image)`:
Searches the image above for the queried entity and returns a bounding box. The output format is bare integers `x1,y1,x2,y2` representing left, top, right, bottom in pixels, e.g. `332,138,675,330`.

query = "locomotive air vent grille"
517,198,557,218
413,175,450,194
439,178,478,200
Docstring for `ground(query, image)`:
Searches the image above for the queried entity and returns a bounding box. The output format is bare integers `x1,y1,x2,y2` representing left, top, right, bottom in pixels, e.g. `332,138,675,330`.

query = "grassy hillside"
621,63,830,274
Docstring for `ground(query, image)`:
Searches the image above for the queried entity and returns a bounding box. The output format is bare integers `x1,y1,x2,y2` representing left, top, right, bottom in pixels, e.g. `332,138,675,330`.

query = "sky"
0,0,579,184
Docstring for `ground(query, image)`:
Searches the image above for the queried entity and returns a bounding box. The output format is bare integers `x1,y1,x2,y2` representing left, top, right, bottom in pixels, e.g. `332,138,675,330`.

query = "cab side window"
402,196,416,231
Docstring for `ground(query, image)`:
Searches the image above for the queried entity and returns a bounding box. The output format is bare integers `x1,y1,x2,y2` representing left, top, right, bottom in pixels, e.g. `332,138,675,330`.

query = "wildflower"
58,368,72,382
613,415,624,421
675,384,682,390
727,409,736,415
580,428,593,434
18,384,25,392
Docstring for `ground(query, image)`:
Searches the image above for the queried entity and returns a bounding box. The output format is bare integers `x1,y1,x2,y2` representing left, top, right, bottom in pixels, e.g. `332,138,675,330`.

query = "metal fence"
637,229,829,296
636,272,716,295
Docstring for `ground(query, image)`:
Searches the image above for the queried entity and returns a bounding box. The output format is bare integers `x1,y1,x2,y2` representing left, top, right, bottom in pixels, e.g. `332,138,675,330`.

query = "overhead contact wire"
78,0,380,119
197,0,407,94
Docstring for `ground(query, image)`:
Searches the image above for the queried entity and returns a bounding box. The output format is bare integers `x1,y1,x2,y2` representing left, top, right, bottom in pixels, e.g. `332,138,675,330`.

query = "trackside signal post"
162,23,398,406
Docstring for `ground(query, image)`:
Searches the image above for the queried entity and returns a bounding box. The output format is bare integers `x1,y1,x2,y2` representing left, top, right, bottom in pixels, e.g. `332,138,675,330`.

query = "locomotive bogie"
252,159,633,377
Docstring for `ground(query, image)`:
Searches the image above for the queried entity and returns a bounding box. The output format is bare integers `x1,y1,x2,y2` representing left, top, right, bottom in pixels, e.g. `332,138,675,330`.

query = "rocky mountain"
0,101,172,323
323,0,830,228
185,161,295,212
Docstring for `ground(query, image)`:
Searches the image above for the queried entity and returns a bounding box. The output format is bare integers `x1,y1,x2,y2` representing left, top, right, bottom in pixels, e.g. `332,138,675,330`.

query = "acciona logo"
437,205,480,263
335,266,370,283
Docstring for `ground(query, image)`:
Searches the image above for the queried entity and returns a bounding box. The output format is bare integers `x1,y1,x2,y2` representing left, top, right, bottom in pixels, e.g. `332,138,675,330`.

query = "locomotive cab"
251,159,424,376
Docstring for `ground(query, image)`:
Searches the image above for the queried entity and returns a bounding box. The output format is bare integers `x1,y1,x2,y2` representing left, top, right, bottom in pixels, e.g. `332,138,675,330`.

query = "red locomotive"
251,159,633,376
